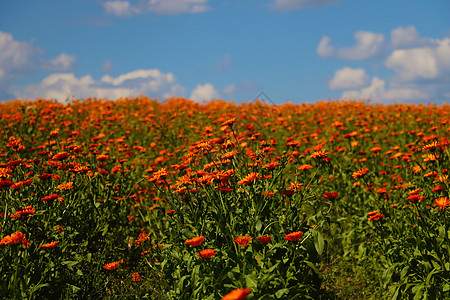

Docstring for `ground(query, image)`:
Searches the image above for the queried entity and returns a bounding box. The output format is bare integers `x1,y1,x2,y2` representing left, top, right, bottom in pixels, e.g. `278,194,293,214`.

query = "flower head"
284,231,303,242
352,168,369,179
185,236,205,247
197,249,216,259
39,241,58,249
433,197,450,210
256,236,271,244
221,288,251,300
233,236,253,248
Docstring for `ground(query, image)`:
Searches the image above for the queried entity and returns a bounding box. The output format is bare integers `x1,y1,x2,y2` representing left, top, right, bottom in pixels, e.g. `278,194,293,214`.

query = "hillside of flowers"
1,97,449,299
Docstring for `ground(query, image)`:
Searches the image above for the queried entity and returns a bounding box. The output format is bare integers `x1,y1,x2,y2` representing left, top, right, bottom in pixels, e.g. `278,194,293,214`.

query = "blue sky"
1,0,449,104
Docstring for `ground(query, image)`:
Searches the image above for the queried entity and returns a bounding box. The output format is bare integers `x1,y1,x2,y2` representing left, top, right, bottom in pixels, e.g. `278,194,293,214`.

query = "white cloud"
329,67,369,90
42,53,76,71
385,38,450,81
385,48,438,81
0,31,76,80
390,26,434,49
190,83,219,102
103,0,210,16
337,31,385,60
103,1,137,17
317,36,334,57
14,69,186,103
272,0,340,11
342,77,428,103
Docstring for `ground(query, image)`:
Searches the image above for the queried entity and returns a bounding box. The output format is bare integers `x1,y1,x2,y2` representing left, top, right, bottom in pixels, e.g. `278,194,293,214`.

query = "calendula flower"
96,154,110,161
323,192,338,200
39,241,58,249
221,288,251,300
103,261,120,270
433,197,450,210
132,272,142,282
352,168,369,179
407,194,426,204
166,209,175,216
52,152,69,160
0,231,29,247
10,205,36,219
310,151,327,159
367,211,385,221
256,236,271,244
185,236,205,247
233,236,253,248
197,249,216,259
57,182,74,190
0,167,12,178
284,231,303,242
222,117,237,127
237,172,259,185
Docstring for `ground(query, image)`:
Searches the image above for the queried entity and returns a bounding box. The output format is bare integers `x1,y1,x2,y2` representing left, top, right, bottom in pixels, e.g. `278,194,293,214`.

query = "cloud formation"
322,26,450,103
272,0,340,11
190,83,219,102
103,0,210,16
14,69,186,103
329,67,369,90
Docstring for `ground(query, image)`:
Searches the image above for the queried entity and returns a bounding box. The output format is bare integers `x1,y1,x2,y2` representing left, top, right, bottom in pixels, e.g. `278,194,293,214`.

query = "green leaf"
275,288,290,298
313,231,324,255
244,274,258,289
256,219,262,232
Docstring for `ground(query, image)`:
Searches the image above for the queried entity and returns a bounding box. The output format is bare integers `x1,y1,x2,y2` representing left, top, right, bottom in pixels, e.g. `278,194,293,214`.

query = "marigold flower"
237,172,259,185
10,205,36,219
185,236,205,247
52,152,69,160
132,272,142,282
197,249,216,259
0,231,29,247
407,194,426,204
39,241,58,249
57,182,74,190
310,151,327,159
103,261,120,270
221,288,251,300
323,192,338,200
433,197,450,210
256,236,271,244
352,168,369,179
297,164,313,170
96,154,110,161
166,209,175,216
368,212,385,221
222,117,237,127
233,236,253,247
42,194,60,202
284,231,303,242
0,167,12,178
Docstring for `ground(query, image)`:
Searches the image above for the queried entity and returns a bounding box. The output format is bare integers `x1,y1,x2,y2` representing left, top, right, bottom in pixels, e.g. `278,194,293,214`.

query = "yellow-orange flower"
185,236,205,247
433,197,450,210
103,261,120,270
284,231,303,242
197,249,216,259
237,172,259,185
57,182,74,190
233,236,253,247
39,241,58,249
352,168,369,179
221,288,251,300
0,231,29,247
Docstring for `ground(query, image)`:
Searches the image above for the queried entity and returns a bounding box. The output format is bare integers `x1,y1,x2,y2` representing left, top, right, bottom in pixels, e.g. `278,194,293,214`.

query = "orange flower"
10,205,36,219
0,231,29,247
352,168,369,179
52,152,69,160
221,288,251,300
233,236,253,247
433,197,449,210
237,172,259,185
42,194,60,202
96,154,110,161
185,236,205,247
323,192,338,200
222,117,237,127
368,212,385,221
310,151,327,159
57,182,74,190
0,167,12,178
39,241,58,249
132,272,142,282
256,236,271,244
197,249,216,259
103,261,120,270
284,231,303,242
297,164,313,170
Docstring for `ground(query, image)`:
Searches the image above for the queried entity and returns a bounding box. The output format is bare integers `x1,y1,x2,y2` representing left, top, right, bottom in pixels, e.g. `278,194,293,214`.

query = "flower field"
1,97,449,299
